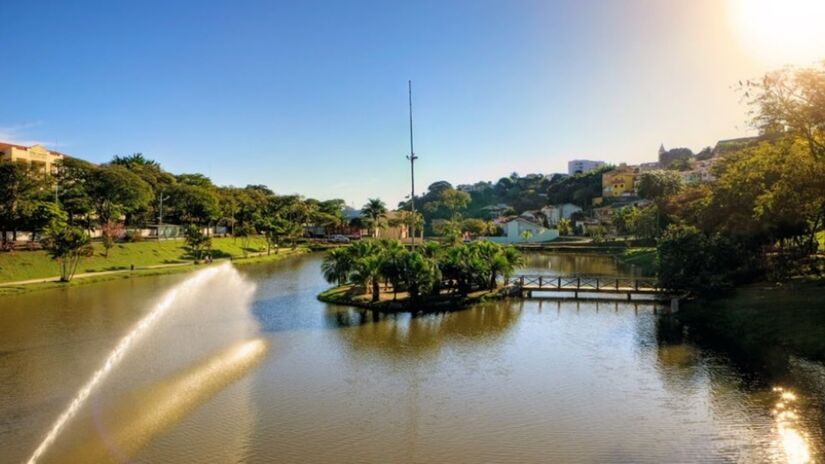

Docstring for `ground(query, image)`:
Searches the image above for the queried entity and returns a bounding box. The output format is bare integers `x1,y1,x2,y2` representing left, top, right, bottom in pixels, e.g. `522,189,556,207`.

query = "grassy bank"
318,285,513,313
0,236,275,283
616,247,656,276
677,281,825,365
0,247,309,297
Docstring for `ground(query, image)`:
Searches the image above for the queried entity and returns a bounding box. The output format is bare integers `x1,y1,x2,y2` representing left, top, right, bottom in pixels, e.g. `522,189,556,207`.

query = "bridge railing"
508,275,660,292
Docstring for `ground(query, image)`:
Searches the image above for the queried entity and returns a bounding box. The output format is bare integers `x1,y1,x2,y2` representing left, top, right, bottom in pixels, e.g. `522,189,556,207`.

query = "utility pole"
157,190,169,240
407,80,418,249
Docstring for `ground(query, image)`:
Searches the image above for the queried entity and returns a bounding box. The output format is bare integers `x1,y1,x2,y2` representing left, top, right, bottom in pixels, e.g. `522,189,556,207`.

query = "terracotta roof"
0,141,29,151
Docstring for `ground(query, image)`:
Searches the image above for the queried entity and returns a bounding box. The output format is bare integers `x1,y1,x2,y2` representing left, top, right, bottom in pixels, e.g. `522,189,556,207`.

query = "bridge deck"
509,275,672,299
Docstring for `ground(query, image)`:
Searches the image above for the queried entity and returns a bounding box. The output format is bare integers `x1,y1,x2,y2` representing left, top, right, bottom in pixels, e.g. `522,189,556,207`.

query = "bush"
656,224,754,295
123,230,144,242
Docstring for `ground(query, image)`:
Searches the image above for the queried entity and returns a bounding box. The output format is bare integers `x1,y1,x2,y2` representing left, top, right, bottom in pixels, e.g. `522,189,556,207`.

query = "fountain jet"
26,264,234,464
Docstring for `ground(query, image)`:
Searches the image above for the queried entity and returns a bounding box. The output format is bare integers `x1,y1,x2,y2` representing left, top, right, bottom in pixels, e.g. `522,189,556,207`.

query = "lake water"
1,253,822,463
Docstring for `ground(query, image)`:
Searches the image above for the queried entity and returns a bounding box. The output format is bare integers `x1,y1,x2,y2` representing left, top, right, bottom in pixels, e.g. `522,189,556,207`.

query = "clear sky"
1,0,824,208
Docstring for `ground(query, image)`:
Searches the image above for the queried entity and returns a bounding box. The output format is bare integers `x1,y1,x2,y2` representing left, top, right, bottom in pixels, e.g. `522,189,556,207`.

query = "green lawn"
0,236,273,283
616,247,656,276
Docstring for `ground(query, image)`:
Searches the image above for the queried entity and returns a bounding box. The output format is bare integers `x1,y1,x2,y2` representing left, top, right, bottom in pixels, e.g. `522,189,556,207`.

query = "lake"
1,252,822,463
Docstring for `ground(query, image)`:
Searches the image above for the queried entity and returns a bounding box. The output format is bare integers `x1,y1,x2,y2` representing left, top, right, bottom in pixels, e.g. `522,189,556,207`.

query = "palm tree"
492,246,523,289
361,198,388,238
401,251,440,301
352,254,383,302
378,240,406,299
321,248,353,286
558,218,572,236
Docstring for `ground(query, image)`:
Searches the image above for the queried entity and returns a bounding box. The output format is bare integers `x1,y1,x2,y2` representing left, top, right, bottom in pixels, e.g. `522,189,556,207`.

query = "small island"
317,239,522,312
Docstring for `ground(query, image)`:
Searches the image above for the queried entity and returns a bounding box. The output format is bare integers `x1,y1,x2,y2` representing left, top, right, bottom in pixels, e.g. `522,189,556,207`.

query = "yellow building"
0,142,65,174
602,164,639,197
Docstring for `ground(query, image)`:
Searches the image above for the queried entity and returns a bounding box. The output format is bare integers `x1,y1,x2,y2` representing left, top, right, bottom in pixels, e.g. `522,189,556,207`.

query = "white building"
541,203,582,225
483,217,559,244
567,159,605,175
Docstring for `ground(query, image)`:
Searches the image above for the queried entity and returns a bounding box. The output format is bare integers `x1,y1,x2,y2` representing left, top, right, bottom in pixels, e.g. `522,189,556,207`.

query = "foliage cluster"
321,240,522,304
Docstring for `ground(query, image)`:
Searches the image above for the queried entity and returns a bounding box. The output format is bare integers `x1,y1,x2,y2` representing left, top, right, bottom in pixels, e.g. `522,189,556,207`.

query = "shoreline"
317,284,515,313
0,248,310,298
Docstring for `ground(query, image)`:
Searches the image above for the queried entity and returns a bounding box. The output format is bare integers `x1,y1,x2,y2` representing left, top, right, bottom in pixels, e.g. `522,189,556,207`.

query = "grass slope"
0,236,272,283
616,247,656,276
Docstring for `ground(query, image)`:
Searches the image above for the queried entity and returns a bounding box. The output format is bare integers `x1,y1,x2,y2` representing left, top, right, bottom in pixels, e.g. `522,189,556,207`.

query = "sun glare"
728,0,825,66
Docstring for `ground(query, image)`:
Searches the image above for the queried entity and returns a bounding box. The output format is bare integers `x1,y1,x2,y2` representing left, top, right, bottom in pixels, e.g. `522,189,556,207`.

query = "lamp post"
407,80,418,249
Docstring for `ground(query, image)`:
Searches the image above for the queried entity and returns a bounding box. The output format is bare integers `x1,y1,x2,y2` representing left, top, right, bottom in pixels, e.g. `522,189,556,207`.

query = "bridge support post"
626,293,631,301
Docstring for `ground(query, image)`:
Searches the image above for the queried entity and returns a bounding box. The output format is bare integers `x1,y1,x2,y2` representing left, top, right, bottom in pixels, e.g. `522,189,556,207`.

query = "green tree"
461,218,488,235
91,165,153,225
636,170,683,202
557,218,572,236
741,62,825,160
348,240,383,301
165,183,220,226
0,162,46,243
361,198,388,238
321,247,354,286
184,224,212,261
41,224,94,282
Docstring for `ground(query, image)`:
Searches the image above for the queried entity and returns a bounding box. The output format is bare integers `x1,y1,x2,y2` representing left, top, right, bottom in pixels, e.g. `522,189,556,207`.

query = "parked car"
329,235,350,243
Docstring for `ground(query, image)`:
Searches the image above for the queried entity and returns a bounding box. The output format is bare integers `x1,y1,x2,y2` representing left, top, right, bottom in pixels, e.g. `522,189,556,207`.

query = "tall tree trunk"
372,279,380,302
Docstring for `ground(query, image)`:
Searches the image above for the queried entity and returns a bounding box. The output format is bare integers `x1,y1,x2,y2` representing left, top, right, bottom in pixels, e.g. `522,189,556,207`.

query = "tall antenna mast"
407,80,418,249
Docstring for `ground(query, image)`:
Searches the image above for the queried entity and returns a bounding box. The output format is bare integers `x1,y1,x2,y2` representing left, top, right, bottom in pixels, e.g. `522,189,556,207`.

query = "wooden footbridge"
508,275,677,303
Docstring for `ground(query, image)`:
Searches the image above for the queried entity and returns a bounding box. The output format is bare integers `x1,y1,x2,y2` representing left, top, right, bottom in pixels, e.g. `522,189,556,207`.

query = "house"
602,163,640,197
567,159,605,175
481,203,510,219
658,144,693,167
483,216,559,244
541,203,582,225
0,142,65,174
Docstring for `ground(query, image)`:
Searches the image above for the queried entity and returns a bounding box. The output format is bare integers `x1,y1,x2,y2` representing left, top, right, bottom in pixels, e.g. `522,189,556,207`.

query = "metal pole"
158,191,169,240
407,80,418,249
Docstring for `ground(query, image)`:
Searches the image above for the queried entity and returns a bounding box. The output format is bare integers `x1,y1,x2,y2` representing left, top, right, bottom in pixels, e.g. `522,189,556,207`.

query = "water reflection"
41,339,268,463
772,387,813,464
326,301,523,355
519,252,641,276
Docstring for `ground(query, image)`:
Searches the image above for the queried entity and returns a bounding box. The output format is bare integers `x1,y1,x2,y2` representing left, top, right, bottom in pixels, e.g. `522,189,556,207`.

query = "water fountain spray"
25,264,230,464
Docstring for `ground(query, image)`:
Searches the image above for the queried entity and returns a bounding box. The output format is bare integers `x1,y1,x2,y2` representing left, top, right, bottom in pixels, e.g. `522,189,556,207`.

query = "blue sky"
1,0,821,207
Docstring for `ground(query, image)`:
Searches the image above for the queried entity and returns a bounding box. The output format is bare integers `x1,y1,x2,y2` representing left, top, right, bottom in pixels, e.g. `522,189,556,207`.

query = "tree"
165,183,220,226
90,165,153,226
184,224,212,261
41,224,93,282
321,247,354,286
612,207,639,236
348,240,383,301
401,251,440,301
656,224,750,295
361,198,387,238
100,221,125,258
56,157,96,228
461,218,488,236
437,188,470,219
636,170,682,202
0,163,46,243
257,216,289,255
234,222,257,257
111,153,159,167
741,62,825,160
557,218,572,236
21,201,66,242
